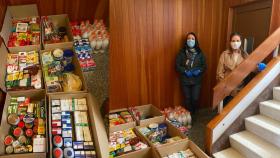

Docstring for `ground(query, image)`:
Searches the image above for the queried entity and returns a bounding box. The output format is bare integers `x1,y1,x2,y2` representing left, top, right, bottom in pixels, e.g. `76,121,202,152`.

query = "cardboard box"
48,92,108,158
109,108,136,133
42,14,74,50
136,120,187,147
0,89,48,158
0,4,41,52
154,139,210,158
0,43,44,92
129,104,165,126
110,128,151,158
40,46,87,94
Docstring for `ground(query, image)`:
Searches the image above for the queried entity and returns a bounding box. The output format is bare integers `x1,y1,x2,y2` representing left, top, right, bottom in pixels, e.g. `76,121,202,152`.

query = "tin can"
5,145,13,154
8,114,20,125
18,135,27,144
53,147,63,158
4,135,14,146
13,127,23,137
26,129,33,137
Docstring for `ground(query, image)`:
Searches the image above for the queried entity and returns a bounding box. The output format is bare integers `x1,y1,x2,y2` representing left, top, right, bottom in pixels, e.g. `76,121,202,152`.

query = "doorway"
232,0,272,53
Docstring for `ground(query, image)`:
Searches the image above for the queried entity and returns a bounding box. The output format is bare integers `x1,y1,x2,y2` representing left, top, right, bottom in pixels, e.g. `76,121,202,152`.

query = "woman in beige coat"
216,32,248,105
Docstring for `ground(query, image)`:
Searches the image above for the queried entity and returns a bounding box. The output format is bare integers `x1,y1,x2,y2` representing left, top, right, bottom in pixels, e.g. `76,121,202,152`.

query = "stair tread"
213,148,245,158
260,100,280,110
230,131,280,156
246,115,280,135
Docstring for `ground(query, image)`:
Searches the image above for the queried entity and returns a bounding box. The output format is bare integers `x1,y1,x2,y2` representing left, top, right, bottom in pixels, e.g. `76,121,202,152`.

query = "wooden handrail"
212,27,280,108
206,57,280,154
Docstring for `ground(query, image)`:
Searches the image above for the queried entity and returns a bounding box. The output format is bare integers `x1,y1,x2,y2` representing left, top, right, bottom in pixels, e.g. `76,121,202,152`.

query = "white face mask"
231,41,242,50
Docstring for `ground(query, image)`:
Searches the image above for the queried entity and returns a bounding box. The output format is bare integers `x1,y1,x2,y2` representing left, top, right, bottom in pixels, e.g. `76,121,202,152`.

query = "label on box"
52,113,61,120
75,151,81,157
63,123,73,129
52,120,62,127
64,138,73,147
52,100,61,106
62,119,71,124
52,127,62,135
62,128,72,138
61,99,72,111
83,126,92,142
73,141,84,150
52,106,61,113
62,111,71,116
33,136,46,152
75,126,84,141
84,141,95,150
62,114,71,120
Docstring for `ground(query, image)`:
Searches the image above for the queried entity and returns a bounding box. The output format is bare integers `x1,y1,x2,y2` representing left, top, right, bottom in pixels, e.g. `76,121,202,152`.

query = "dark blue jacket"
175,48,206,85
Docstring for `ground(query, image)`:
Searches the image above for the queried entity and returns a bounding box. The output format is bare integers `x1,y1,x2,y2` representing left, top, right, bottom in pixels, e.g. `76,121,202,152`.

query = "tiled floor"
189,108,217,150
84,52,109,106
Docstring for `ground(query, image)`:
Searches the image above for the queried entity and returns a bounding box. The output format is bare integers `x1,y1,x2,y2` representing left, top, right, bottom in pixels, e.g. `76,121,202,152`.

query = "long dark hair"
229,32,248,58
185,32,202,52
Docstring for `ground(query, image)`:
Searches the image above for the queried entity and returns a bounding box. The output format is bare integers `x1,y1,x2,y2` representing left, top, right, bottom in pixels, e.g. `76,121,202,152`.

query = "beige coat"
216,49,248,96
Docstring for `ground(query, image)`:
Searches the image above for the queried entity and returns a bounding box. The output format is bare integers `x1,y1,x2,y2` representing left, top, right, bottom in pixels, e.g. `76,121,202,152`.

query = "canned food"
13,127,23,137
18,135,27,144
8,114,20,125
5,145,13,154
4,135,14,146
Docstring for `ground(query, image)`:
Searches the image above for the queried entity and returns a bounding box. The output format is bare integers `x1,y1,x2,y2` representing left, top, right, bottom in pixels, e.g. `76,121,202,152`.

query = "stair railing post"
218,100,223,113
273,45,279,57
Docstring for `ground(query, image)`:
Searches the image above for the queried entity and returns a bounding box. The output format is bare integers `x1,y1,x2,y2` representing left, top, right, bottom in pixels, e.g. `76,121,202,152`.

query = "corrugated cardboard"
0,4,41,52
130,104,165,126
110,128,151,158
40,46,87,94
135,120,187,148
0,43,44,92
42,14,73,50
109,108,136,133
0,42,44,92
154,139,210,158
48,92,108,158
0,89,47,158
0,43,9,92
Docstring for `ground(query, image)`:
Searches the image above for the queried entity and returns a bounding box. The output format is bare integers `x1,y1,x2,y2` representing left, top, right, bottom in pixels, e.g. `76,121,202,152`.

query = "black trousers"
182,84,201,114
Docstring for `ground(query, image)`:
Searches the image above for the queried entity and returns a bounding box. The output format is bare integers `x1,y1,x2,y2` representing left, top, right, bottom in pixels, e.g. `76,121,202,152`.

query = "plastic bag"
62,73,82,92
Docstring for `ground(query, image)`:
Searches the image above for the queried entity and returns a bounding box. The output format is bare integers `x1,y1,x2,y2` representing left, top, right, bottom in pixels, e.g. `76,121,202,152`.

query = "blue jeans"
182,84,201,114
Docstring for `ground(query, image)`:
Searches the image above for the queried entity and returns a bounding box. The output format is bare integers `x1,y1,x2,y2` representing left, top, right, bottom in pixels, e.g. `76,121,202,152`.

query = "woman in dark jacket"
175,32,206,114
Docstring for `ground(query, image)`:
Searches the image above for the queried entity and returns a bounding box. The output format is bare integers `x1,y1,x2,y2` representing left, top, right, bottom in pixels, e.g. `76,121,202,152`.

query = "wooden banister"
206,57,280,154
212,27,280,108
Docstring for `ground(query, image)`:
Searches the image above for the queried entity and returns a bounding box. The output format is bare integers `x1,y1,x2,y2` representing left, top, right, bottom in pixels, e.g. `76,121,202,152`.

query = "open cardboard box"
0,43,44,93
42,14,74,50
136,120,187,148
109,108,136,133
40,46,87,94
129,104,165,126
109,128,152,158
154,139,210,158
0,4,41,52
0,89,48,158
48,92,108,158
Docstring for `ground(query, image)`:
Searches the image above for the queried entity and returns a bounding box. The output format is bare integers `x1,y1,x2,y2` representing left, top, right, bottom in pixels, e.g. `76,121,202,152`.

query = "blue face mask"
186,39,195,48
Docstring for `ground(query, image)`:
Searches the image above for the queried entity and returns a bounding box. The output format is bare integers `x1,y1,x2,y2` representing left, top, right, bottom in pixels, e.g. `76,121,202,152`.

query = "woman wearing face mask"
216,32,249,105
176,32,207,115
